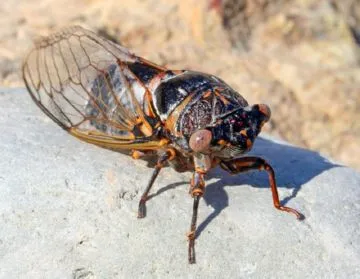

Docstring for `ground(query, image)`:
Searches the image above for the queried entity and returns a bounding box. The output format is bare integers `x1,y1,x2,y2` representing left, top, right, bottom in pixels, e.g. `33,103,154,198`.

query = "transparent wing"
22,26,166,149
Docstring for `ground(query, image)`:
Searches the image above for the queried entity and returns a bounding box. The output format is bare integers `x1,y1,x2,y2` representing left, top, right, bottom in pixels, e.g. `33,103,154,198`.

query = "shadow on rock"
147,181,187,201
196,137,341,238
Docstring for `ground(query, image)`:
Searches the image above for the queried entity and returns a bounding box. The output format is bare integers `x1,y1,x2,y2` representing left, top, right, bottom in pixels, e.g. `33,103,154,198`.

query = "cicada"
22,26,302,264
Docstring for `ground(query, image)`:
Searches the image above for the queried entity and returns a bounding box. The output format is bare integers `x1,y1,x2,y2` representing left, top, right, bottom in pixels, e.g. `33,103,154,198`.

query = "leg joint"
190,172,205,197
191,188,204,197
187,230,196,240
165,148,176,161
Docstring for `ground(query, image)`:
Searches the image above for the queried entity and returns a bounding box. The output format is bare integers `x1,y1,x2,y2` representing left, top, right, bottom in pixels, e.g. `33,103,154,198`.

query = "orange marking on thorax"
215,89,230,105
164,93,195,136
240,129,247,137
203,90,212,98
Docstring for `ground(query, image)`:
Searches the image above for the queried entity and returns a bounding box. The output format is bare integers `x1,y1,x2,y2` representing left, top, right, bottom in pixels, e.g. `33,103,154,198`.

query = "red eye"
258,104,271,121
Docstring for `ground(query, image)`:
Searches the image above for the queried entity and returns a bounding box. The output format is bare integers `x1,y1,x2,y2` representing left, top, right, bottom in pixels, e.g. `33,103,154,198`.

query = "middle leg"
137,149,175,218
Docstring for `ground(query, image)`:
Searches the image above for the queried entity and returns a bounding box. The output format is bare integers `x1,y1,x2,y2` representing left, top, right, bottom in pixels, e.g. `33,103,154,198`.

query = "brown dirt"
1,0,359,169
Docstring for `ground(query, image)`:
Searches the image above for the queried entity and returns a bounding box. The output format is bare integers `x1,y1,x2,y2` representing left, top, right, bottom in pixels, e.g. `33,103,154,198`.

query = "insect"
22,26,302,264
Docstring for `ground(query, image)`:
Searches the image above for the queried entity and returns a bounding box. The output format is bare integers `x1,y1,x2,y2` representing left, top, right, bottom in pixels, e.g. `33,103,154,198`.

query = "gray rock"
0,88,359,278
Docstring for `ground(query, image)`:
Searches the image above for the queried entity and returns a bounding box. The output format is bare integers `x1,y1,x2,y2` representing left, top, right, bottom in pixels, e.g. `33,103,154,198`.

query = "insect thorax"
153,71,248,152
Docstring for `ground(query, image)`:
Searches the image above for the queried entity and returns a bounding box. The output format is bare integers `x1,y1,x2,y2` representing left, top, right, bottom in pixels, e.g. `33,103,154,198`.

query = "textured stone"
0,88,359,278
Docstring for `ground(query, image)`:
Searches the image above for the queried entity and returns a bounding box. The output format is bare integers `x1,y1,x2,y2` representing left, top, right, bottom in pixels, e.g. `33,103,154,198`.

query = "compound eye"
189,129,213,153
257,104,271,122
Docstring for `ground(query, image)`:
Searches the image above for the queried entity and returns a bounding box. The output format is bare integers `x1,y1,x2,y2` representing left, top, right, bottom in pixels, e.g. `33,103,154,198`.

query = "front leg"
187,154,211,264
220,156,303,220
188,171,205,264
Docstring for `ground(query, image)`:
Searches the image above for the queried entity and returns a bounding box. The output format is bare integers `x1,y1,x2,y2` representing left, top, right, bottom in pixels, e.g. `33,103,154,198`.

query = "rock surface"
1,88,360,278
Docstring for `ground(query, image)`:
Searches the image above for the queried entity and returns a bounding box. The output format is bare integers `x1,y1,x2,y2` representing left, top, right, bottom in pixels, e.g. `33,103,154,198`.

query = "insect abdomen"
85,62,162,137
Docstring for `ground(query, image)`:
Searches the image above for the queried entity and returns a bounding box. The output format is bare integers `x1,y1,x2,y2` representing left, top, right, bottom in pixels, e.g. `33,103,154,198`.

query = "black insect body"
22,26,302,264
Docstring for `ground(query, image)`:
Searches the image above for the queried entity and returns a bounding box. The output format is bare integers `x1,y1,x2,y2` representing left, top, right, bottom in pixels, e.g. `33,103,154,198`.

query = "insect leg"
188,170,206,264
220,156,303,220
137,149,175,218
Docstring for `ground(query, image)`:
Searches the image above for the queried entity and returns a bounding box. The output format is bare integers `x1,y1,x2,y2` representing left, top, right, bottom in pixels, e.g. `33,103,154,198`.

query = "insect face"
210,104,271,159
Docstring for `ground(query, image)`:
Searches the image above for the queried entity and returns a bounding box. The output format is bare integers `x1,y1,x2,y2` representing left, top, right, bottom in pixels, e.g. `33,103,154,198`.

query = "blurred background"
0,0,359,169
